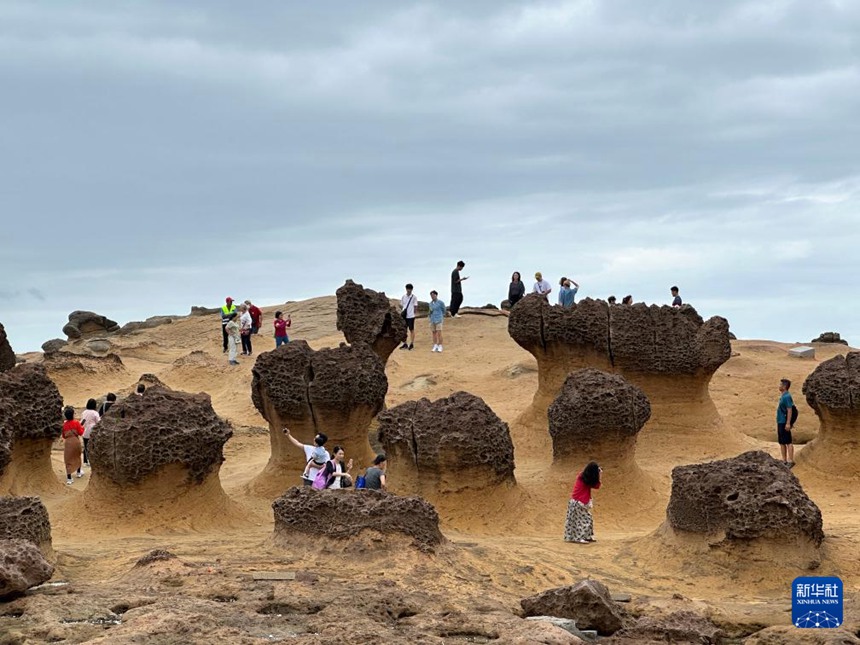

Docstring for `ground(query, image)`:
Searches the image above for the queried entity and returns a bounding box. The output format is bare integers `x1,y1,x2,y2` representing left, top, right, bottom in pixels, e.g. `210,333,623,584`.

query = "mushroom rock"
83,386,237,527
272,487,444,553
663,451,824,568
336,279,407,363
377,391,515,496
40,338,68,355
508,295,731,438
801,352,860,476
62,310,120,339
0,323,15,373
0,496,52,555
250,341,387,497
0,539,54,598
0,364,64,495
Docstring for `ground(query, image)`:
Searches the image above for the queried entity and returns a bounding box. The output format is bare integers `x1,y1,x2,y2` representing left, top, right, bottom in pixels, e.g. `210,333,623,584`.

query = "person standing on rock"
622,295,633,305
564,461,602,544
428,290,446,353
239,304,253,356
225,312,241,365
135,383,146,396
220,297,237,353
671,286,682,307
273,311,292,348
61,406,85,485
283,428,331,486
399,284,417,351
533,272,552,298
508,272,525,308
558,279,579,308
777,378,795,466
363,454,388,490
98,392,117,416
450,260,468,317
80,398,100,468
245,300,263,334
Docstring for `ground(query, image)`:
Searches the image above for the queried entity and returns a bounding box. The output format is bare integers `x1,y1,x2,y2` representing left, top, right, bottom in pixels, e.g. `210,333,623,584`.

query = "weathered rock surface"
0,497,52,550
377,391,515,494
336,279,407,363
810,331,848,345
190,305,221,316
119,316,177,334
612,610,725,644
272,487,444,552
548,369,650,465
43,351,125,373
521,579,627,636
744,625,860,644
666,451,824,546
0,538,53,597
85,338,113,354
0,322,15,373
250,341,388,494
89,386,232,485
62,310,120,339
801,352,860,475
40,338,68,354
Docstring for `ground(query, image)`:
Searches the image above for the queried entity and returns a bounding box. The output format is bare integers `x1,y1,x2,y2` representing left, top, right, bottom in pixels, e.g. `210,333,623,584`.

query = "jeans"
241,333,252,354
450,292,464,316
83,437,90,465
275,336,289,348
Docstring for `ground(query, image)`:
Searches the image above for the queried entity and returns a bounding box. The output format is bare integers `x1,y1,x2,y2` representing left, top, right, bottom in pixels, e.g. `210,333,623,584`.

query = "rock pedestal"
336,280,407,363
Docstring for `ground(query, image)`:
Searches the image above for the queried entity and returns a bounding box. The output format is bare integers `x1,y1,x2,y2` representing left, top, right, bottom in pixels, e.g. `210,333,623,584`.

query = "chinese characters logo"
792,577,843,629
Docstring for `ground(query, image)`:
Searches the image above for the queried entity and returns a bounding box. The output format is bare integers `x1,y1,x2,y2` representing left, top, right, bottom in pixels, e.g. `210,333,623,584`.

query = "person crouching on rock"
564,461,602,544
317,446,353,490
225,312,241,365
61,406,85,485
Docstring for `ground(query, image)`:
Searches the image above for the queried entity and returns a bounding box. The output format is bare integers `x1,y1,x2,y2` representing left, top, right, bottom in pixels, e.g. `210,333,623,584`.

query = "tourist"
607,295,617,305
98,392,117,416
225,312,241,365
777,378,795,466
533,272,552,297
80,398,100,467
558,279,579,308
508,272,525,308
622,295,633,305
283,428,330,486
399,283,417,351
239,304,253,356
245,299,263,334
564,461,602,544
317,445,353,489
450,260,468,317
273,311,292,348
428,290,446,353
220,297,237,353
61,406,84,484
364,454,388,490
135,383,146,396
671,286,682,307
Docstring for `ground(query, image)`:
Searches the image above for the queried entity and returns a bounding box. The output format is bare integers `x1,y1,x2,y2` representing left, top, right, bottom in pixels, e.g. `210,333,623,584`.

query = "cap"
226,297,234,302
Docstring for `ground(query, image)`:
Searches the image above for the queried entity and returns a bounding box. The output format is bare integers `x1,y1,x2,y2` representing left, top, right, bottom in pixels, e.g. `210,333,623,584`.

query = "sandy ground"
3,297,859,643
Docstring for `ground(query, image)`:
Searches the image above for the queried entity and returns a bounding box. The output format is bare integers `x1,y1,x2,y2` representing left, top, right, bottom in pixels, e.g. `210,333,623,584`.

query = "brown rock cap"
0,364,63,444
62,310,120,339
0,322,15,373
0,496,51,550
803,351,860,413
336,279,407,362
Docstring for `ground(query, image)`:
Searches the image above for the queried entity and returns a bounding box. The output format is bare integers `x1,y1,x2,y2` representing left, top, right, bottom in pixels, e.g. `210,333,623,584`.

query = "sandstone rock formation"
664,451,824,565
40,338,68,354
119,316,177,334
62,310,120,339
0,322,15,373
508,295,731,438
0,364,64,495
0,538,54,598
614,610,725,644
250,341,387,496
521,579,627,636
336,279,407,362
801,352,860,475
272,487,444,552
810,331,848,345
377,391,516,496
548,369,650,467
0,497,52,552
190,305,221,316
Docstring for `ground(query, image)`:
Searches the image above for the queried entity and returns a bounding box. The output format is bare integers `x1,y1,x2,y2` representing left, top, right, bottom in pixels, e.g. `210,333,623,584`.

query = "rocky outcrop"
43,350,125,373
250,341,388,495
40,338,68,354
521,579,627,636
614,611,725,644
0,322,15,373
190,306,221,316
272,487,444,552
119,316,177,334
0,497,52,552
548,369,650,467
0,539,54,598
377,392,515,495
62,311,120,339
801,352,860,475
336,280,407,363
664,451,823,565
810,331,848,345
0,364,64,495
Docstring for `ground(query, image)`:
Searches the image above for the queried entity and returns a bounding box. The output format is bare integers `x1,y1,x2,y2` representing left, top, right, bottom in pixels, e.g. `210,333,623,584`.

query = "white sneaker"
66,479,73,486
76,471,83,478
437,345,443,352
431,345,438,352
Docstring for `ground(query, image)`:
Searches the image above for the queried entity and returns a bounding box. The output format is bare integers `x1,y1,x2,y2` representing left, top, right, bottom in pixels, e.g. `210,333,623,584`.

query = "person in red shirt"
273,310,292,348
245,300,263,334
564,461,602,544
61,406,85,485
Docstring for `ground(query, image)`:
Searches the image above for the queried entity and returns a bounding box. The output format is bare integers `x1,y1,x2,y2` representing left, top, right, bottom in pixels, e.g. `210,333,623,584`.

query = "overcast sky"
2,1,859,352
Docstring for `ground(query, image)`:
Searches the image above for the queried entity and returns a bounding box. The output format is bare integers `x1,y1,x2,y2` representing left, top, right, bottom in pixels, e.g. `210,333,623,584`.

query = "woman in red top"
273,310,292,348
564,461,602,544
61,406,85,485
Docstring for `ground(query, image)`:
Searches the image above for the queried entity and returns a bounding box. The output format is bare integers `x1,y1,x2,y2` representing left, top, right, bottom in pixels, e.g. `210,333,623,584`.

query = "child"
61,407,85,484
273,310,292,348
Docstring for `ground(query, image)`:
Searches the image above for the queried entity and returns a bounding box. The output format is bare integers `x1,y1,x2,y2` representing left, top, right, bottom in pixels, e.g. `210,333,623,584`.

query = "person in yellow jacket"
220,297,237,353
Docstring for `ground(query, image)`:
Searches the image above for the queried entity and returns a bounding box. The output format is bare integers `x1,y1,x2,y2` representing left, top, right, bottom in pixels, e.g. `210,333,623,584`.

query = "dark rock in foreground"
0,322,15,373
0,538,53,598
0,496,52,549
521,579,627,636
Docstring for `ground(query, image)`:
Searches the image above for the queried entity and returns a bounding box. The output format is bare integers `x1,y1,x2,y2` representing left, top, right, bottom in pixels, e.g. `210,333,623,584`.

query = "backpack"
312,461,334,490
355,475,366,489
790,405,799,425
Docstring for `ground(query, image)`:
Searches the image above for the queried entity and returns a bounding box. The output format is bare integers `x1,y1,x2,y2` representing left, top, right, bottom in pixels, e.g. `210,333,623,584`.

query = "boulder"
0,538,54,598
500,299,512,311
272,487,444,552
521,579,627,636
250,341,388,496
377,391,515,495
810,331,848,345
614,610,725,644
0,497,52,551
801,352,860,476
548,369,650,466
0,322,15,373
40,338,68,354
190,306,221,316
85,338,113,354
336,279,407,363
62,310,120,339
119,316,176,334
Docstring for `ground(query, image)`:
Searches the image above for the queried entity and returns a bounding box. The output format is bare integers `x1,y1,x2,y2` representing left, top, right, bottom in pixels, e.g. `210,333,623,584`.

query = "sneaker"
399,343,409,350
437,345,443,352
229,360,240,365
454,314,462,318
587,537,597,542
788,461,796,469
66,479,73,486
575,539,589,544
431,345,438,352
77,470,83,478
408,344,414,350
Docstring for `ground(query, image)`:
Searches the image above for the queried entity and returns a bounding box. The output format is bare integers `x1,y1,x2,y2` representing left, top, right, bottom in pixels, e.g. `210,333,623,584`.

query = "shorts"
405,317,415,331
777,423,792,445
430,321,443,332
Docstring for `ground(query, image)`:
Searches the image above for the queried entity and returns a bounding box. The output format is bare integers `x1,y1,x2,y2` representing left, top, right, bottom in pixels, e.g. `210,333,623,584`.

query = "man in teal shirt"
428,290,446,353
776,378,795,466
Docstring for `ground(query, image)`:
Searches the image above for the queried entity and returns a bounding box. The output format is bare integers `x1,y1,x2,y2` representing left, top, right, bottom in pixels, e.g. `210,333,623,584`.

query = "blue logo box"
792,576,843,629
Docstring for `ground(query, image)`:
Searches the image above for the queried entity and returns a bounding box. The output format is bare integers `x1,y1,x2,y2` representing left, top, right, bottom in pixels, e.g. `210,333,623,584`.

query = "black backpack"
790,405,799,425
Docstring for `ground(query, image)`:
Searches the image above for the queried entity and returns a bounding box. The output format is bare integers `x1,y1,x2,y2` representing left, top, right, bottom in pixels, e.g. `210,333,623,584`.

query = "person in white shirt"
239,304,254,356
399,283,417,350
533,272,552,298
80,398,101,468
